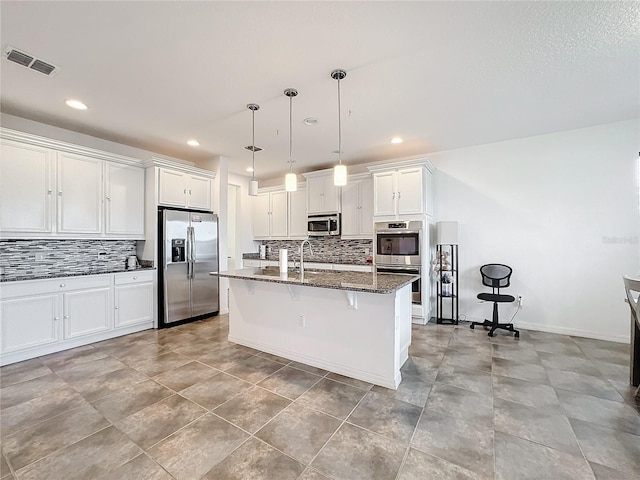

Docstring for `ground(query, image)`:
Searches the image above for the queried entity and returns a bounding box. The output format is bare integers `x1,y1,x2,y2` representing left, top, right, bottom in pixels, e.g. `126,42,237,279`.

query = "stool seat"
478,293,515,303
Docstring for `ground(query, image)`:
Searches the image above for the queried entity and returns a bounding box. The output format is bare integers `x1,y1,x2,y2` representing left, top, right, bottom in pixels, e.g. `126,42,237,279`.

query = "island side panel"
227,278,412,389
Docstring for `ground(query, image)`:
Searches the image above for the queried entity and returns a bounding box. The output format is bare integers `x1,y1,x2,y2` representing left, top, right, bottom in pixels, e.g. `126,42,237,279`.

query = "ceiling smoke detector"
4,46,60,76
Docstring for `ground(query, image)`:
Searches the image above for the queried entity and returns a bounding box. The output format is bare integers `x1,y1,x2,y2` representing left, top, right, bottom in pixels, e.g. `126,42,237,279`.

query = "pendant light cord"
289,93,293,172
337,76,342,166
251,108,256,181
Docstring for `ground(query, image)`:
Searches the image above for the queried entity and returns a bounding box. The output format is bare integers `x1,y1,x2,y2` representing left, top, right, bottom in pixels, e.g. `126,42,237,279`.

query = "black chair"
470,264,519,338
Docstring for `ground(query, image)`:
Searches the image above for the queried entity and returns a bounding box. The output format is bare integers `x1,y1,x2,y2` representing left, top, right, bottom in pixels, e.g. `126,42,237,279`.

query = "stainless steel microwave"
307,214,340,236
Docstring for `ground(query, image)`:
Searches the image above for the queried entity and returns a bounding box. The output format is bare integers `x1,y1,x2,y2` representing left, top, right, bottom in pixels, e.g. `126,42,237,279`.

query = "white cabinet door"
187,175,212,210
359,177,374,237
57,152,103,234
252,192,271,239
307,175,340,214
397,168,423,215
158,168,187,207
0,141,54,234
105,163,144,237
63,287,111,340
288,187,307,238
373,171,396,216
306,176,325,214
114,282,153,328
270,190,288,237
0,294,60,353
340,181,360,237
322,177,340,213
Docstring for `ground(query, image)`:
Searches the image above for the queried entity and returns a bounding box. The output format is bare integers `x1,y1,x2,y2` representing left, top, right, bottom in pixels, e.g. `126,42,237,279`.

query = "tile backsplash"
0,239,137,279
261,238,373,264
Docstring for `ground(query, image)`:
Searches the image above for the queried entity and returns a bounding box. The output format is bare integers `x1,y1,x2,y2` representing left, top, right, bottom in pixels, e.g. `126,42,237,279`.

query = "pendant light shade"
284,88,298,192
334,164,347,186
246,103,260,196
331,69,347,187
285,172,297,192
249,179,258,196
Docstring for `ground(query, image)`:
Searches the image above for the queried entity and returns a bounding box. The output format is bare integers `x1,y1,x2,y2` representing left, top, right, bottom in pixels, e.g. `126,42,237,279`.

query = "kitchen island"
218,267,418,389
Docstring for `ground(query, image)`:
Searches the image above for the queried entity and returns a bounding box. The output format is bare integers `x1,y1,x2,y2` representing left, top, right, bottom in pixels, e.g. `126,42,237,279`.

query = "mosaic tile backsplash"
260,238,373,264
0,239,137,280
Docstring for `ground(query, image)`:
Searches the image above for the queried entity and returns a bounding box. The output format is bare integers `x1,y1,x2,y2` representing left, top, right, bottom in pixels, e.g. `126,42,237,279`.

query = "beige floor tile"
115,394,206,449
148,413,248,480
15,426,141,480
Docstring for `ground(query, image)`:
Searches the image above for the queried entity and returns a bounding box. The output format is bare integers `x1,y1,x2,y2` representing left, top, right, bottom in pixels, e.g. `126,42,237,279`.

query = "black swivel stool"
470,264,519,338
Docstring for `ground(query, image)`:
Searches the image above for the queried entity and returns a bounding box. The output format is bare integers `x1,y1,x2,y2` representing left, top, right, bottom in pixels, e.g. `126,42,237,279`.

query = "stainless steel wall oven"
375,220,423,304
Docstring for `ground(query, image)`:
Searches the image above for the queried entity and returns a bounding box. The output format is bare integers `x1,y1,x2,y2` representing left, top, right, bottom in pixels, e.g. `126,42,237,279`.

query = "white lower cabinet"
114,271,154,328
0,271,156,366
64,287,112,339
0,294,60,353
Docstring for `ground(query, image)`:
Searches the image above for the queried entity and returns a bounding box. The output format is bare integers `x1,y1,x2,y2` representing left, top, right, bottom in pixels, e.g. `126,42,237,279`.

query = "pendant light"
284,88,298,192
247,103,260,196
331,69,347,186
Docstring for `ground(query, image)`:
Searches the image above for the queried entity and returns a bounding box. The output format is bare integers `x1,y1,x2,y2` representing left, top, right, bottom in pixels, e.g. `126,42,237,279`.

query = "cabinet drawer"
1,274,112,299
114,270,154,285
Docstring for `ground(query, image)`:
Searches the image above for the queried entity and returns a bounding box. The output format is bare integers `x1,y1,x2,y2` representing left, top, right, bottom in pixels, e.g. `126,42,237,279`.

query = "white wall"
227,172,258,262
431,119,639,342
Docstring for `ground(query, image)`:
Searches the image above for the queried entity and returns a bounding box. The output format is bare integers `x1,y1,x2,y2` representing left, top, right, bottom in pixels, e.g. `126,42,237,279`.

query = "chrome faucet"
300,238,314,280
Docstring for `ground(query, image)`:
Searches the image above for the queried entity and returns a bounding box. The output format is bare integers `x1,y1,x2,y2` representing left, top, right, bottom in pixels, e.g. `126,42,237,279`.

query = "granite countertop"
0,265,156,283
242,253,370,266
219,267,417,294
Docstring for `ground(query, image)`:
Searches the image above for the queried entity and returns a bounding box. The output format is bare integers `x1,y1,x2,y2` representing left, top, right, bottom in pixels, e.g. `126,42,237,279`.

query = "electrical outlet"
299,314,305,327
517,295,523,307
35,252,46,261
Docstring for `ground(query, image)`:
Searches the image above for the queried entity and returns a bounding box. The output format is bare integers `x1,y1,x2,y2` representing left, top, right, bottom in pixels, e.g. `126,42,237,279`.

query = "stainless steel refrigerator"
158,208,219,327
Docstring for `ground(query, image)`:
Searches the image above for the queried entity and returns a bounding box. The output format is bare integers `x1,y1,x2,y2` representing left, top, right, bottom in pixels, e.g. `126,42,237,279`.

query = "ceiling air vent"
3,46,60,76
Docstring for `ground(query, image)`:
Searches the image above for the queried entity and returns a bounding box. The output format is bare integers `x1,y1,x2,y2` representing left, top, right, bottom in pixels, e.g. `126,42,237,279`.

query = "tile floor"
1,315,639,480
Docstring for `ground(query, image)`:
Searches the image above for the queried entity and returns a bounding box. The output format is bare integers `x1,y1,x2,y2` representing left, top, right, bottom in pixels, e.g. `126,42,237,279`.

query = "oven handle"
377,265,421,273
375,229,422,234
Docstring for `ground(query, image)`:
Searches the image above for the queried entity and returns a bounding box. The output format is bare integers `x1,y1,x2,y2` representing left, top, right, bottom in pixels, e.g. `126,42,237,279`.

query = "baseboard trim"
515,321,630,344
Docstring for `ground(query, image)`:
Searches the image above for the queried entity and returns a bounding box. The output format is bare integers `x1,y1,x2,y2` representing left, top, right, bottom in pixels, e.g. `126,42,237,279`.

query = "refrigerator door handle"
188,226,196,279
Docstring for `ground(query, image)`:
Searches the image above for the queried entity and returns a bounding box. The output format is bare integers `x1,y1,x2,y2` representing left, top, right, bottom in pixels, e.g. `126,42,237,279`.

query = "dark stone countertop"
242,252,371,266
0,266,156,283
219,267,417,294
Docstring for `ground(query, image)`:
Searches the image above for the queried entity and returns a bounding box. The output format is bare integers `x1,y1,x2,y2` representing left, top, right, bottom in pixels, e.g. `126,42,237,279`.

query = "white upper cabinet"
0,140,54,234
252,192,271,239
369,160,435,218
187,174,213,210
270,190,288,237
372,171,396,216
288,185,308,239
341,174,374,239
396,167,423,215
252,185,307,240
0,129,146,239
57,152,103,235
252,188,288,239
105,163,145,237
304,171,340,215
158,168,187,207
158,167,213,211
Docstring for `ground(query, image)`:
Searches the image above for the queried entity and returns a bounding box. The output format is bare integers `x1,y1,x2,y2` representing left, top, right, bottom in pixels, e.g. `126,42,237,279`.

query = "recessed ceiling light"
304,117,319,126
65,99,88,110
246,167,254,172
390,137,403,144
187,139,200,147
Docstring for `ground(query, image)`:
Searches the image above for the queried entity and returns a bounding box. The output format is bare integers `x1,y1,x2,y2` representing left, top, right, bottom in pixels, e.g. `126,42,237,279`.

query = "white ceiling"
1,1,638,179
